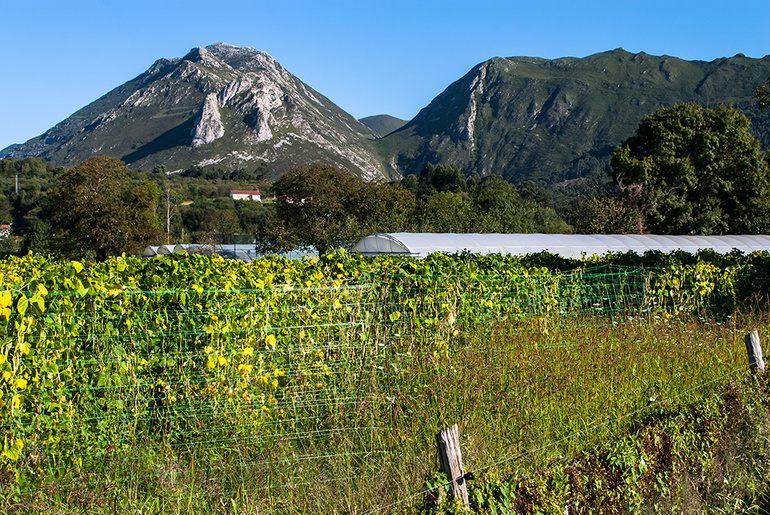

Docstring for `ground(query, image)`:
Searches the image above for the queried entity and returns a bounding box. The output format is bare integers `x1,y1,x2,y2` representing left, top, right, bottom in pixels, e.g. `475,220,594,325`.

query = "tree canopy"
469,176,534,233
269,163,367,255
47,156,161,259
610,103,770,235
569,196,642,234
757,76,770,110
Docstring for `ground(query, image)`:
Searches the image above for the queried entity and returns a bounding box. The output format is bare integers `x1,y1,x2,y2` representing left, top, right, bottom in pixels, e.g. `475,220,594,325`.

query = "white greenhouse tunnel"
141,244,314,261
350,233,770,259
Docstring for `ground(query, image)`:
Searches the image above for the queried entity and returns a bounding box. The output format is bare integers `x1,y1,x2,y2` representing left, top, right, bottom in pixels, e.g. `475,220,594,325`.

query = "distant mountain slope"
359,115,407,137
0,43,390,180
379,49,770,186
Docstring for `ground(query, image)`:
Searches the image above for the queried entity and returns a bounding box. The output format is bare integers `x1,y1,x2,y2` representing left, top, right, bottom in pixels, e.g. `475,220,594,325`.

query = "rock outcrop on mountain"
379,49,770,186
191,93,225,147
1,43,390,180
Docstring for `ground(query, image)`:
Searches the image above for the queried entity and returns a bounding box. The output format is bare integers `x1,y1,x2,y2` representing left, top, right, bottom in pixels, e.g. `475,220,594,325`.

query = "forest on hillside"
0,102,769,260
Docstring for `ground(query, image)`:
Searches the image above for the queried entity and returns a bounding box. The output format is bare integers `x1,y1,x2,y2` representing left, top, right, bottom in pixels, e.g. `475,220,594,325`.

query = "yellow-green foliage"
0,250,762,513
0,252,746,466
0,252,383,479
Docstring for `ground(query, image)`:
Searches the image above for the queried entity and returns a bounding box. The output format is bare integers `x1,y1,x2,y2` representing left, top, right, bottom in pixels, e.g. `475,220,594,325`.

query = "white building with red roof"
229,189,261,202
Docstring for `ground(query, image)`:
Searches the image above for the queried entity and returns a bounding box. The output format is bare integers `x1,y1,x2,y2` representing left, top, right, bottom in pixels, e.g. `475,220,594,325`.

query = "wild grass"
1,267,769,514
371,312,759,513
3,308,767,514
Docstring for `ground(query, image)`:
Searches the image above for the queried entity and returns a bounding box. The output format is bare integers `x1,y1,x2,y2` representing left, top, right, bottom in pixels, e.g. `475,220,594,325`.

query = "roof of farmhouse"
351,233,770,259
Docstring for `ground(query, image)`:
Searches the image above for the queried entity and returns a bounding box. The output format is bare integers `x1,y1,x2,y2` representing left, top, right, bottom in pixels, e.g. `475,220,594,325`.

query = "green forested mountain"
378,49,770,187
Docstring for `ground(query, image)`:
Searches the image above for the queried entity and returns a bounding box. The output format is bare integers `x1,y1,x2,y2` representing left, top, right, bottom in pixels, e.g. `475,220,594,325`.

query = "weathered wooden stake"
745,330,765,374
436,424,469,508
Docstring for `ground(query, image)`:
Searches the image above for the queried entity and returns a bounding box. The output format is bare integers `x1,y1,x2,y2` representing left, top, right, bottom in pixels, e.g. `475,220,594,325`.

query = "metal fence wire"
0,265,747,512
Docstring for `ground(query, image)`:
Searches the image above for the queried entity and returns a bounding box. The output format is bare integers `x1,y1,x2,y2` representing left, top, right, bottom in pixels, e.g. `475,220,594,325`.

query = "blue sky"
1,0,769,151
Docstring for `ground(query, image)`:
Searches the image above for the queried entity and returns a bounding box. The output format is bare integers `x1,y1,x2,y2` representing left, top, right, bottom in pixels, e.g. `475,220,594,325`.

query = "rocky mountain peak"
181,46,220,67
205,43,283,76
1,43,389,181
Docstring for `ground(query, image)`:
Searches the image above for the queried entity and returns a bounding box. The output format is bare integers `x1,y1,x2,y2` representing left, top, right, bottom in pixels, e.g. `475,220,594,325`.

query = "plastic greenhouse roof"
350,233,770,259
141,243,316,261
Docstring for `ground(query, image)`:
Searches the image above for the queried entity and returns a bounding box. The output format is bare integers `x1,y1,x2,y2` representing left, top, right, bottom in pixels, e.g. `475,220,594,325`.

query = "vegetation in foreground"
0,251,769,512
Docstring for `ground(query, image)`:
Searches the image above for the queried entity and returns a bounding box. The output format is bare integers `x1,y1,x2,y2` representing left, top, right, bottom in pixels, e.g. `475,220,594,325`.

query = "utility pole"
165,182,172,245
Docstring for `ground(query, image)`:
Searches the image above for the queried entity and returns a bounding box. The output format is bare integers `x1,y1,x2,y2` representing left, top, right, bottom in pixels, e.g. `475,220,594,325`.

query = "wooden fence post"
436,424,469,508
745,330,765,374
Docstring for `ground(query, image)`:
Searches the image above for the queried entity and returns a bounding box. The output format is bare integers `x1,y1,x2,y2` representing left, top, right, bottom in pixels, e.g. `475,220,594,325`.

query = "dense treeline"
0,158,279,257
0,157,571,259
1,101,768,260
260,163,570,254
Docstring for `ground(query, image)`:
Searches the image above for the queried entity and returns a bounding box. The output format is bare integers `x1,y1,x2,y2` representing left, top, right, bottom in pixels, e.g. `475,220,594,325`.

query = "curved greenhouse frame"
351,233,770,259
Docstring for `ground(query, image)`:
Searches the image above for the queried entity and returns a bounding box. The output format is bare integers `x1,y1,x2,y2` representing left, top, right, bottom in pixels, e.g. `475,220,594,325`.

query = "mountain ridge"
359,115,407,137
3,46,770,188
379,48,770,186
1,43,390,180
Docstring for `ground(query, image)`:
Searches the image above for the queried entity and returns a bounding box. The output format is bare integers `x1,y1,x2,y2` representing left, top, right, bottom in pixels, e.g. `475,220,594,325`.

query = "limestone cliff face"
2,43,389,181
216,76,282,142
191,93,225,146
459,64,486,149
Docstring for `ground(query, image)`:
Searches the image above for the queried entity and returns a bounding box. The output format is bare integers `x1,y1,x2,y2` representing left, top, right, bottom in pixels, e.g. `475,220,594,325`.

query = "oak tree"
270,163,366,255
47,156,161,259
610,103,770,234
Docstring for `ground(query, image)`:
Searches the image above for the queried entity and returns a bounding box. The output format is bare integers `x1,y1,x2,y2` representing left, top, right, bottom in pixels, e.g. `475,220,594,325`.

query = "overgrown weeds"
3,311,769,514
1,253,770,513
419,374,770,515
